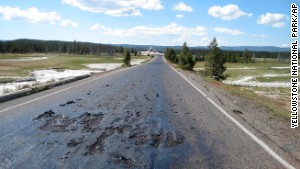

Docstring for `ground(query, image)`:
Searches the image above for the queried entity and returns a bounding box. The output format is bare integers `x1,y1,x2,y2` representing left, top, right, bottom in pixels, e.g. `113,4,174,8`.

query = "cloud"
173,35,209,46
90,22,207,37
173,2,193,12
176,14,184,18
252,34,265,37
214,27,244,35
208,4,251,20
257,13,288,28
90,23,105,30
280,44,290,48
62,0,164,17
0,6,61,24
60,19,79,27
141,0,164,10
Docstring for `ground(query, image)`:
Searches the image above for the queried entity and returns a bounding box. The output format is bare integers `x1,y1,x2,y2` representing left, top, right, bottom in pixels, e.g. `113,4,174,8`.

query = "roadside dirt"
180,69,300,164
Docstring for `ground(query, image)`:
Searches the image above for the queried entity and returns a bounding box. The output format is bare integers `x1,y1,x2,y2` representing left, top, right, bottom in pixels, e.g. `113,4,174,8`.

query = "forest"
0,39,123,55
0,39,293,64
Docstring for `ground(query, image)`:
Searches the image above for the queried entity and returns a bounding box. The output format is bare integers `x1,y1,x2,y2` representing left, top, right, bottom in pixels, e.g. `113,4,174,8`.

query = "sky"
0,0,297,47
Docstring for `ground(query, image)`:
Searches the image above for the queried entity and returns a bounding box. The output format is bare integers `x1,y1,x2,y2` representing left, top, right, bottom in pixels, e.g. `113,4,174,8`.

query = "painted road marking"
165,57,295,169
0,57,156,114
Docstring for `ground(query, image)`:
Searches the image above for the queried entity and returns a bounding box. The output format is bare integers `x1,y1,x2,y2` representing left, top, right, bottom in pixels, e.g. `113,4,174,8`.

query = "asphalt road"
0,55,297,169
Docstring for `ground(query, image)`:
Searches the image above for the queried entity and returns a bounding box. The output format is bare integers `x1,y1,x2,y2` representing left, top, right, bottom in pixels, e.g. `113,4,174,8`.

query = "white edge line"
164,57,295,169
0,56,156,114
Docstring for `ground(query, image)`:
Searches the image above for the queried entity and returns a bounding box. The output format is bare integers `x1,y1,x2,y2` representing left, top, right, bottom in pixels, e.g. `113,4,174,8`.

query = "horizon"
0,38,291,49
0,0,294,47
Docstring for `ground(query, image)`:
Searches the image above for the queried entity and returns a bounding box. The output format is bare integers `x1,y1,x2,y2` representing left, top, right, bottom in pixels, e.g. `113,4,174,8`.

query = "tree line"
190,48,291,63
0,39,140,56
165,42,196,70
165,38,296,81
165,38,226,81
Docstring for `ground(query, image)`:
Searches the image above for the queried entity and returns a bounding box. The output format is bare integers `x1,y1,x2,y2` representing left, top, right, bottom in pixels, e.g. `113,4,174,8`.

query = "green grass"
0,54,151,78
194,61,290,80
195,61,289,69
200,76,291,120
195,60,293,120
253,76,290,83
226,68,290,80
0,53,48,60
0,77,16,83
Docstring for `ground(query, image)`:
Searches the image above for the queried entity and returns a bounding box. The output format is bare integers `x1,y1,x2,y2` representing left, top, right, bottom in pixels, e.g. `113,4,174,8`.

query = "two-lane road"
0,55,297,168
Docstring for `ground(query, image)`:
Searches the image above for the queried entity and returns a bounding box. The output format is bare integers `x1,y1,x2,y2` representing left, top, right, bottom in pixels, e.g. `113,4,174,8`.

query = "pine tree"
243,48,251,64
119,46,124,54
134,49,138,56
204,38,227,81
277,52,282,62
123,49,131,66
164,48,177,63
178,42,195,70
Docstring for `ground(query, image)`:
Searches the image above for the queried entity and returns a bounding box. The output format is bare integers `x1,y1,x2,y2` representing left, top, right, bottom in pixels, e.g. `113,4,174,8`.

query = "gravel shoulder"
178,68,300,165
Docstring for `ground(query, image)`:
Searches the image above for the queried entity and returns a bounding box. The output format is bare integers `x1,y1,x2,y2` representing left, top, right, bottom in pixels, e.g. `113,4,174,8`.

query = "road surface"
0,55,297,169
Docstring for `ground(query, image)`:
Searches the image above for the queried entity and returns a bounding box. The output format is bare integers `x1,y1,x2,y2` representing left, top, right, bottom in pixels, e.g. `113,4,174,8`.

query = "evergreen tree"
277,52,282,62
164,48,177,63
178,42,195,70
123,49,131,66
204,38,227,81
119,46,124,54
164,48,171,60
252,53,256,63
243,48,251,64
134,49,138,56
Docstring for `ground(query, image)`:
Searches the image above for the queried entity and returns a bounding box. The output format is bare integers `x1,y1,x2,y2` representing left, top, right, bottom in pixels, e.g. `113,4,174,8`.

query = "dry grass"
0,54,151,78
202,76,291,120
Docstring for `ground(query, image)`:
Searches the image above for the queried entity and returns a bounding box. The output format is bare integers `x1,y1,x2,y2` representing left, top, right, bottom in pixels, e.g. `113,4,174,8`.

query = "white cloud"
280,44,290,48
173,2,193,12
141,0,164,10
90,22,207,37
0,6,61,24
176,14,184,18
201,37,209,42
62,0,164,17
257,13,288,28
90,23,105,30
60,19,79,27
252,34,265,37
172,35,209,46
214,27,244,35
208,4,250,20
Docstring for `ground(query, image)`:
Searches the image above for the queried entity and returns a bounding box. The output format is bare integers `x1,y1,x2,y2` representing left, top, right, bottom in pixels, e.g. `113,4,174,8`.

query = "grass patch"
195,61,290,69
253,76,290,83
0,53,47,60
195,61,291,80
194,61,292,120
0,54,151,78
0,77,16,83
200,75,291,120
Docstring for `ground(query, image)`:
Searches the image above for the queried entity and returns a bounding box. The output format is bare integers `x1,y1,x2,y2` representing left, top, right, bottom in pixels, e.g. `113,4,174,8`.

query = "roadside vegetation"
123,49,131,67
0,53,151,95
0,54,150,79
0,39,149,80
164,42,196,70
203,38,227,81
165,37,294,119
191,40,293,119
